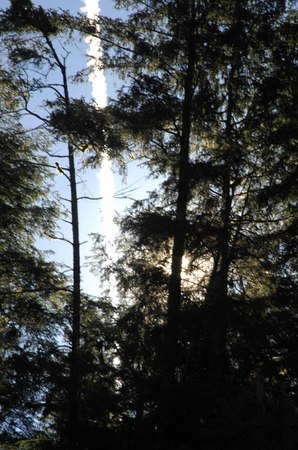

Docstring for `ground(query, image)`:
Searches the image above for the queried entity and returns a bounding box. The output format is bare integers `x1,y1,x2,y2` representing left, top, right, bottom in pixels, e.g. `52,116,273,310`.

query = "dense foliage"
0,55,65,444
0,0,297,449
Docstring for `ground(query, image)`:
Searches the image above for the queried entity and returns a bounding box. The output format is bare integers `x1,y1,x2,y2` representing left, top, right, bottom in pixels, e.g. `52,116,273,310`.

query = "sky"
1,0,157,296
51,0,154,297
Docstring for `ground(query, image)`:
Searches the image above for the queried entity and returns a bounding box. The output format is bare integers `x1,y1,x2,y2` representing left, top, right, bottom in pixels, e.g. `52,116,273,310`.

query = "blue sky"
1,0,157,296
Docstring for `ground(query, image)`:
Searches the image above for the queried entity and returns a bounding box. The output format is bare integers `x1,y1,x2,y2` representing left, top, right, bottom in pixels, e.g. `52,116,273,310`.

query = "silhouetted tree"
99,1,297,448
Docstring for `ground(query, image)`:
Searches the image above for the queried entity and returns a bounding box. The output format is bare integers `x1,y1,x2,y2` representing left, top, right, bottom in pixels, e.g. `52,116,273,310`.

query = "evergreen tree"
0,56,66,445
0,3,84,443
0,2,122,447
1,0,296,448
99,1,297,448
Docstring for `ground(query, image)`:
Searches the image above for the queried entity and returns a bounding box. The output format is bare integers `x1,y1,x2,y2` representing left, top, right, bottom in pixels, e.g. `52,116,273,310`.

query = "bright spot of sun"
181,253,211,292
160,251,211,295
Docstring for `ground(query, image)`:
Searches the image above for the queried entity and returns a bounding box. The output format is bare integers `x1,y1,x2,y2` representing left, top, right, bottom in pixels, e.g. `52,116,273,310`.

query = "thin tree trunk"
205,36,240,397
205,170,231,395
44,34,82,447
157,5,196,448
68,141,81,449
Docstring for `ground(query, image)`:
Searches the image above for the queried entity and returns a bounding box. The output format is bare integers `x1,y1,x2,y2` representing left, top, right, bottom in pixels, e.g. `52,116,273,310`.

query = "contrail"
81,0,117,296
81,0,106,107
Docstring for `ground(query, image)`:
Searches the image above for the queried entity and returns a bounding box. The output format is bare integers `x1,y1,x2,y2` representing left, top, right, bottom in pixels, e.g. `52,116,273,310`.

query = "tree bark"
68,141,81,449
204,4,242,396
157,5,197,448
45,34,82,447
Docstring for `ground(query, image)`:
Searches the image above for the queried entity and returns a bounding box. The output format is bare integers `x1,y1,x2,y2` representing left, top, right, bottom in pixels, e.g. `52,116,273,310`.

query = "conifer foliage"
0,57,64,443
100,1,298,448
0,1,297,449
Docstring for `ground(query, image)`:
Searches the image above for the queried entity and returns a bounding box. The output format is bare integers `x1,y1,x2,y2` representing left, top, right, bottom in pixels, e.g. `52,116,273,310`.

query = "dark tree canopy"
0,60,67,443
0,0,297,449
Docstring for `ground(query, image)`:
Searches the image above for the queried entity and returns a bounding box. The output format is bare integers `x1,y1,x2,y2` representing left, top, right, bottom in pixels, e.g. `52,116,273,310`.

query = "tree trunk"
53,43,82,448
157,5,196,448
42,32,82,448
68,141,81,449
205,39,240,398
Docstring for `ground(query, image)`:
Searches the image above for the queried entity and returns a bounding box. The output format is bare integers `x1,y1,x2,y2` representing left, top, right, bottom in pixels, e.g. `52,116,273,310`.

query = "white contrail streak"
81,0,107,107
81,0,117,294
